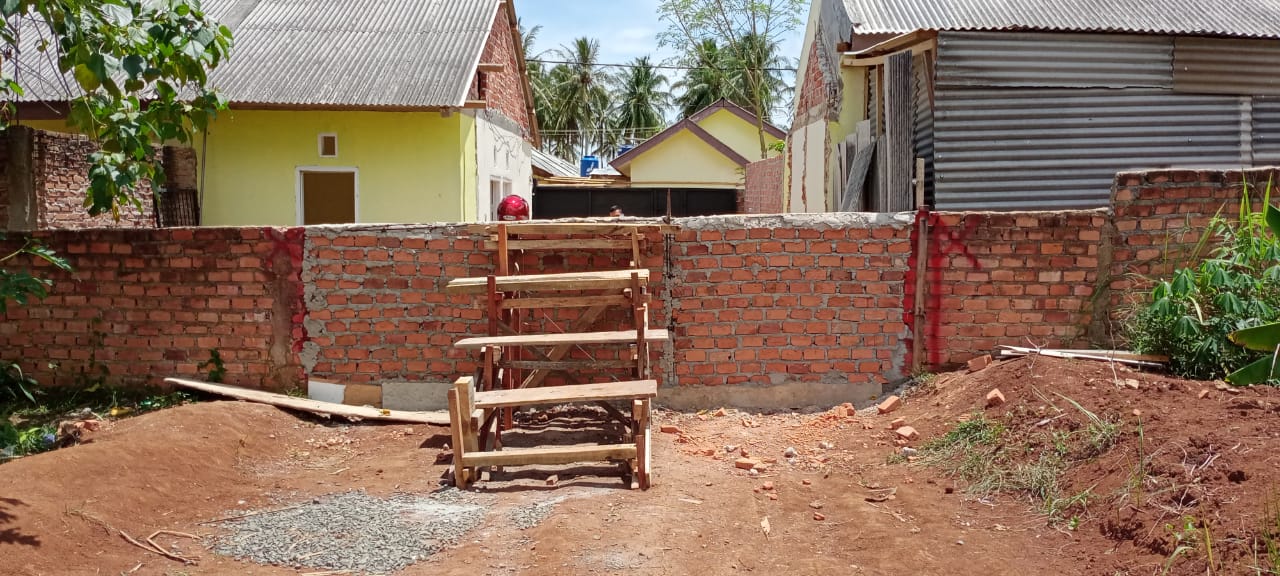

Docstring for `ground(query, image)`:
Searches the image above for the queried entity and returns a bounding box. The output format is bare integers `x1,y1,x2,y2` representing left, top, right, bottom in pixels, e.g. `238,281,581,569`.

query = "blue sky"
516,0,805,119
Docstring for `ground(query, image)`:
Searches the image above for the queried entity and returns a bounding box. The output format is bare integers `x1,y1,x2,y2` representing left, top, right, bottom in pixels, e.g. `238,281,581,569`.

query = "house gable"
468,0,538,143
693,108,782,162
626,129,746,188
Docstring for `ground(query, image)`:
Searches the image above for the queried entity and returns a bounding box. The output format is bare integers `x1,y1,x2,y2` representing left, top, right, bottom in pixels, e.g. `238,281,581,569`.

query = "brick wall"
2,168,1274,409
0,227,304,389
794,36,830,127
909,211,1106,367
742,156,785,214
31,129,154,229
1107,168,1280,321
471,5,532,138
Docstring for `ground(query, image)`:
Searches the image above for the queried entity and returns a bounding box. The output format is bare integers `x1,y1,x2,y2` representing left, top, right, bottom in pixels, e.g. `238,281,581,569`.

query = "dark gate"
532,187,738,219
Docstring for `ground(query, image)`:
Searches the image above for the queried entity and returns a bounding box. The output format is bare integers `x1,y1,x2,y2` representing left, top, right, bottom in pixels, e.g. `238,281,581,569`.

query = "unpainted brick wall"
0,227,305,388
469,5,532,138
2,167,1275,400
31,129,155,229
742,156,784,214
910,211,1106,367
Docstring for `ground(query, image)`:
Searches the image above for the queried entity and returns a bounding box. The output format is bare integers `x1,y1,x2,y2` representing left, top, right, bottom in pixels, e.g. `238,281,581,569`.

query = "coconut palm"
548,37,612,159
728,32,791,124
612,56,669,147
672,39,736,118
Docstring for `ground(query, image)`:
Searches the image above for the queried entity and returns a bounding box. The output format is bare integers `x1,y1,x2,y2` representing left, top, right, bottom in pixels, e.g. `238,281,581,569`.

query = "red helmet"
496,195,530,221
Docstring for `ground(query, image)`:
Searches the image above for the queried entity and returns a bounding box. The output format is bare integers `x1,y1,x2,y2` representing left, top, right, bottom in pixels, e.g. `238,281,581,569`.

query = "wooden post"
914,157,926,209
912,208,930,375
632,399,651,490
631,271,647,380
447,388,468,487
496,223,509,276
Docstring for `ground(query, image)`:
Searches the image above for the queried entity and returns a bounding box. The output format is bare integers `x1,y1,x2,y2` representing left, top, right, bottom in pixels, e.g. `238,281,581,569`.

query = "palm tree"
728,32,791,124
612,56,669,147
550,37,612,159
672,39,736,119
516,18,542,60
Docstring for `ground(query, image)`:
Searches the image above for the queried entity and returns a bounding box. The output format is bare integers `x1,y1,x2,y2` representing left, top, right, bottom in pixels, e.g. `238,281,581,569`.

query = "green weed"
197,349,227,383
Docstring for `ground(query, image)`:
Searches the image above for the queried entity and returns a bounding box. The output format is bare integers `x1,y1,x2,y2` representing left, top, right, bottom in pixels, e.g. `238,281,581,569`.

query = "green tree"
611,56,668,146
658,0,803,157
672,39,734,118
1,0,232,219
548,37,611,159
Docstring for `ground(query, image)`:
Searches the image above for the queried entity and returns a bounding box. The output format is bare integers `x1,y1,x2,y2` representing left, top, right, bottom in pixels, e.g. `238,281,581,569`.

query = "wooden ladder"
445,222,674,489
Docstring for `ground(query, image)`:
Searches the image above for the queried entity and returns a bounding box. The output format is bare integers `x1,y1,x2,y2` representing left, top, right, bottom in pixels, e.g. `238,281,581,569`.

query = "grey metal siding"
1173,37,1280,97
913,52,935,204
937,31,1173,89
933,88,1245,210
1255,97,1280,164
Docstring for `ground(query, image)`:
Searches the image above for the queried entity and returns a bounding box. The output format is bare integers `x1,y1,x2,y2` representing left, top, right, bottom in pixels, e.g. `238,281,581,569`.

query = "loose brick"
877,395,902,414
985,388,1006,408
967,354,993,372
894,426,919,441
735,458,761,470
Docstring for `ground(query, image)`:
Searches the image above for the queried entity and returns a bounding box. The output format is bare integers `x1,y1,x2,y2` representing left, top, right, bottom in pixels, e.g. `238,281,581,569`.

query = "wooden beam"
461,444,638,467
454,329,671,350
163,378,448,425
464,222,676,235
446,269,650,294
462,100,488,109
474,379,657,409
477,63,506,72
498,358,637,370
500,295,631,310
481,238,634,250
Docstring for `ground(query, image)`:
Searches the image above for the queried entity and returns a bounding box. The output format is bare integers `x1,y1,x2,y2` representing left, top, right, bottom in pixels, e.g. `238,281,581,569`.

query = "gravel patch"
212,490,486,574
508,495,567,529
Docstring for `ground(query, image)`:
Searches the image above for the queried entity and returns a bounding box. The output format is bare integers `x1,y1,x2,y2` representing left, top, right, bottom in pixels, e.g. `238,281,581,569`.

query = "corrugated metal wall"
934,88,1244,209
1174,37,1280,97
938,31,1174,89
931,31,1266,211
913,52,935,204
1256,98,1280,164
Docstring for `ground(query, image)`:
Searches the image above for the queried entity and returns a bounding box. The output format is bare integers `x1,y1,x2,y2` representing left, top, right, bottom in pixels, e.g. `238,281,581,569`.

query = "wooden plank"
500,295,631,310
911,210,929,374
465,223,675,235
447,389,469,487
461,444,637,467
446,269,650,294
633,399,651,490
455,329,670,350
482,238,634,251
163,378,448,425
462,100,488,109
498,358,636,370
474,379,658,409
477,62,505,72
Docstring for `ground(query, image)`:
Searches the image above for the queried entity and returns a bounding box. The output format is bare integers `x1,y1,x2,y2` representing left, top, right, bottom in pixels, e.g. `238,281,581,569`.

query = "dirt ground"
3,356,1280,576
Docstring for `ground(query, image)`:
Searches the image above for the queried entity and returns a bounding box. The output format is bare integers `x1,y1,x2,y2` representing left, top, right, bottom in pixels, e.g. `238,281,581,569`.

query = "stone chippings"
212,490,487,574
508,495,566,530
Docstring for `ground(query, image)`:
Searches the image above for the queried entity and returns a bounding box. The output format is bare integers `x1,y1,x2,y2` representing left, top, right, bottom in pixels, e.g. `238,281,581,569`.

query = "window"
298,169,357,225
318,133,338,157
489,177,512,221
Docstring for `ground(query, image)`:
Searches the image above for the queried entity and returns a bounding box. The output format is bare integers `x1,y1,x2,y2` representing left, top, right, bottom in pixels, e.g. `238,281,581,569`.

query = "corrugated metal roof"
7,0,501,108
531,148,578,177
843,0,1280,39
1255,97,1280,164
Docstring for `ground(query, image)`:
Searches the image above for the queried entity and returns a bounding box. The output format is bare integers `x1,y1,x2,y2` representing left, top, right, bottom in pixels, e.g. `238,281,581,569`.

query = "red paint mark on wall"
905,210,981,369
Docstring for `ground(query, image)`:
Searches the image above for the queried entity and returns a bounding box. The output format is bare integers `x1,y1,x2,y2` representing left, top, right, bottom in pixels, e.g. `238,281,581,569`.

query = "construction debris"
877,396,902,414
996,346,1166,368
894,426,919,441
164,378,448,425
985,389,1006,408
967,354,993,372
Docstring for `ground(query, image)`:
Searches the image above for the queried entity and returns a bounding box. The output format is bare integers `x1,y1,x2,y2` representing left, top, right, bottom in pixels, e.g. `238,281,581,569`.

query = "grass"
916,397,1123,524
0,384,195,461
1261,488,1280,574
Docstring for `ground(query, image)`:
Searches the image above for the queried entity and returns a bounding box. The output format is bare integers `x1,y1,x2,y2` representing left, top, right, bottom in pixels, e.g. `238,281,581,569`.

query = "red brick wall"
471,5,532,138
742,156,785,214
0,227,305,389
31,130,154,229
669,215,913,388
1,168,1271,405
908,211,1106,367
795,39,829,125
1108,168,1279,318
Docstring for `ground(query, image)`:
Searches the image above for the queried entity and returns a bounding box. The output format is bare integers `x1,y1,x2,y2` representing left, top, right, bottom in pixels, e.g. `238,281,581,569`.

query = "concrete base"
655,380,885,412
381,381,452,412
307,379,346,404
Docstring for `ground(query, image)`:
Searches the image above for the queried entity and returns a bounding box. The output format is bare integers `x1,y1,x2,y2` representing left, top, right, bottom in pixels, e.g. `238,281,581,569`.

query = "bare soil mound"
905,356,1280,576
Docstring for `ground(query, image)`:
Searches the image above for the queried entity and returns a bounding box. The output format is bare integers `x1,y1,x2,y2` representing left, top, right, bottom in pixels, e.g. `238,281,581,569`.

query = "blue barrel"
579,155,600,177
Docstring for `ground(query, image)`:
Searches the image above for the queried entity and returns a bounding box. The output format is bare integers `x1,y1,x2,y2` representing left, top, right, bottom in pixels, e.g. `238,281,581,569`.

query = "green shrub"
1129,181,1280,380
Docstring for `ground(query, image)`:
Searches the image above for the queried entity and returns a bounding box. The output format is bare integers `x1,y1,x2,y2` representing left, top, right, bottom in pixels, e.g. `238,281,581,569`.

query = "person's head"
496,195,530,221
609,205,623,217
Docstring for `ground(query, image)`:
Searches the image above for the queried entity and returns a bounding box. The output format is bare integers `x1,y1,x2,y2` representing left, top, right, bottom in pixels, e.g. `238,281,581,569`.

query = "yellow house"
16,0,539,226
611,100,783,189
